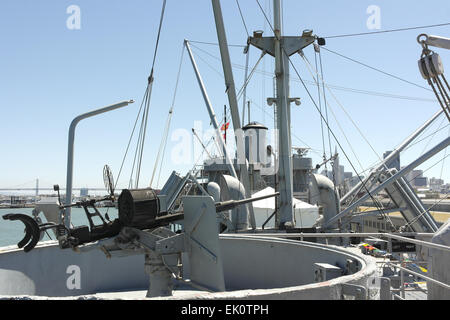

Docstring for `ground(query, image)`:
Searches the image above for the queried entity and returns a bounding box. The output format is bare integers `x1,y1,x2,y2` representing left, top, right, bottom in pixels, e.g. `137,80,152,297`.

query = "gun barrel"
215,192,280,212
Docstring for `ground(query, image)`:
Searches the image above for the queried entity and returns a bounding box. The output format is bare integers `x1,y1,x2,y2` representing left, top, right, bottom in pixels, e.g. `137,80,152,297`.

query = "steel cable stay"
113,87,149,191
300,48,393,225
188,41,440,174
189,43,436,103
134,0,167,188
300,45,449,227
354,116,450,181
301,51,385,166
235,0,250,38
323,22,450,40
320,47,432,92
242,44,250,126
345,124,449,228
134,83,153,188
191,42,340,160
314,49,327,166
286,54,392,226
191,43,265,107
298,52,366,174
238,94,325,158
255,0,444,231
109,0,167,190
315,46,341,221
236,51,266,100
152,44,185,188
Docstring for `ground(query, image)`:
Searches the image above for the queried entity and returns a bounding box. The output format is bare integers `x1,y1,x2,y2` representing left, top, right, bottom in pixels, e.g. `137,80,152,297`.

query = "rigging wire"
235,0,250,37
129,85,150,188
187,37,442,220
323,22,450,39
286,51,390,222
301,51,385,165
114,88,149,190
152,44,185,188
242,44,250,126
131,0,167,188
236,51,266,100
188,40,246,48
252,2,401,215
251,1,445,229
314,47,341,217
314,49,327,163
299,51,366,173
189,43,436,103
320,47,432,92
255,0,275,36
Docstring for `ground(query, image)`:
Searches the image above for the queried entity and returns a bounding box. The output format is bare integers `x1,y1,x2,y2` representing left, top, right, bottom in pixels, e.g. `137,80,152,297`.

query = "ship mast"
248,0,315,228
272,0,294,227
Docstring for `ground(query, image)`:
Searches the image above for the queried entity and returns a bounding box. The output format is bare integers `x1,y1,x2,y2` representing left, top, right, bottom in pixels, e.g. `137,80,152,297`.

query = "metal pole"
210,0,256,229
65,100,134,227
325,135,450,228
273,0,294,227
341,109,444,204
400,258,406,299
185,40,238,179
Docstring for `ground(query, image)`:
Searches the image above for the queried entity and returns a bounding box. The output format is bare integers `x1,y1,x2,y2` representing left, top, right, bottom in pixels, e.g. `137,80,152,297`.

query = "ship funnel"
242,122,268,166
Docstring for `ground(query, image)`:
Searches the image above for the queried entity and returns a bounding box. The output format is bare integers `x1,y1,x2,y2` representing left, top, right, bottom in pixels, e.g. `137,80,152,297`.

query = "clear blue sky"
0,0,449,193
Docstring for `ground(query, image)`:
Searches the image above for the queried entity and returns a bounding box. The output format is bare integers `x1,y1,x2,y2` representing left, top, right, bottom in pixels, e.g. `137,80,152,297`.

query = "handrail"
388,262,450,291
233,232,449,252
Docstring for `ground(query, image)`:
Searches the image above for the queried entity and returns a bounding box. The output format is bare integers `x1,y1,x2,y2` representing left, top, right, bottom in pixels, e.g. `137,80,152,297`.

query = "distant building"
403,169,428,188
80,188,89,197
414,177,428,187
344,172,353,180
429,177,444,192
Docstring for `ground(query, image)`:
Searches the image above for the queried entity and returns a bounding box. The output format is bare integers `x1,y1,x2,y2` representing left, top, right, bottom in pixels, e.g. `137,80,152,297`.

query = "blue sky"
0,0,449,193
